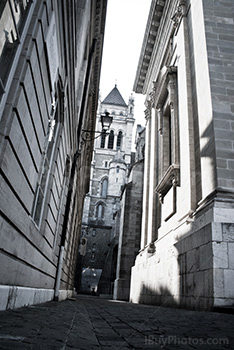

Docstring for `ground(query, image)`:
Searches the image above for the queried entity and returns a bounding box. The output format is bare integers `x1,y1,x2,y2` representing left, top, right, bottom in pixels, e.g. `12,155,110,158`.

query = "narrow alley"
0,295,233,350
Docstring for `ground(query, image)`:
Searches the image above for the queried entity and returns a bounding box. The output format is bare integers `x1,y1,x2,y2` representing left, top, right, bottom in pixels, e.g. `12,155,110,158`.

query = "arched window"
117,131,123,150
101,178,108,197
116,166,120,173
96,203,104,219
108,130,114,149
100,133,106,148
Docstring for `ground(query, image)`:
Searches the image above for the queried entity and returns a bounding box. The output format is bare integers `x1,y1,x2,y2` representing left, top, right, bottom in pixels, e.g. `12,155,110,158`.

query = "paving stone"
0,296,234,349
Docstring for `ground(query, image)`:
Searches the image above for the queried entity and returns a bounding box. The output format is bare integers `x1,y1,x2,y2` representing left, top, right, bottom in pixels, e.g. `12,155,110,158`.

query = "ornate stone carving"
155,163,180,202
157,105,163,135
171,0,187,29
149,87,156,108
147,242,156,254
144,99,151,121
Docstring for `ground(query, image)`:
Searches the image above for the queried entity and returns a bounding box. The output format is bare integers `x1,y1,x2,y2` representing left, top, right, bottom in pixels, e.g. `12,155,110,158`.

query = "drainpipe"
54,246,65,301
54,155,77,301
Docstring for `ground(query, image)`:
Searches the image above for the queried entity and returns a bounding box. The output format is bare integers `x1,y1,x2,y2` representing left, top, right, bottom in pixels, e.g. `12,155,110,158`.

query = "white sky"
99,0,151,129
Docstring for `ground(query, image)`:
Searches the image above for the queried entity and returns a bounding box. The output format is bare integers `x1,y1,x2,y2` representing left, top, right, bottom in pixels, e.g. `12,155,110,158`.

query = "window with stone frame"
101,178,108,197
116,131,123,150
100,133,106,148
155,66,180,219
108,130,114,149
32,82,63,227
162,97,172,171
96,203,104,219
32,109,59,226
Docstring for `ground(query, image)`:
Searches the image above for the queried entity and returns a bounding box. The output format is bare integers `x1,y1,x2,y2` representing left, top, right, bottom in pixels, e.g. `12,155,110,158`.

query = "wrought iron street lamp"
81,111,113,142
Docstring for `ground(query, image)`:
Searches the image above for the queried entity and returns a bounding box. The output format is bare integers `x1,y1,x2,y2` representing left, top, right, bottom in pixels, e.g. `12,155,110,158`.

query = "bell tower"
79,85,135,295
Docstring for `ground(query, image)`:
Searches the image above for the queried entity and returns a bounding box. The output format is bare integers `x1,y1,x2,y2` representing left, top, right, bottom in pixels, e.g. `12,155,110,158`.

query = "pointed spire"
102,85,127,107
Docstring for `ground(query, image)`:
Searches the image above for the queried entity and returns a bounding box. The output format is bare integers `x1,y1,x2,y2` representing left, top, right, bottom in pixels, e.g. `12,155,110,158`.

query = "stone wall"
131,0,234,310
0,0,107,310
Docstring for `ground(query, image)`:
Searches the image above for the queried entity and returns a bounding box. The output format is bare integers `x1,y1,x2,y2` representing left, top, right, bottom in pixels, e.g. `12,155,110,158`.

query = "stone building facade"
113,125,145,301
0,0,107,310
79,86,135,295
130,0,234,310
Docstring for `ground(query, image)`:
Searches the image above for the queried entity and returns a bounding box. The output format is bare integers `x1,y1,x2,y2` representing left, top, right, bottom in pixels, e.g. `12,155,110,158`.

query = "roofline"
133,0,166,94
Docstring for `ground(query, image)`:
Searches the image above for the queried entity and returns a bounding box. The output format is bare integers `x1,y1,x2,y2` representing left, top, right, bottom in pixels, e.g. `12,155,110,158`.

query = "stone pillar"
113,132,117,150
140,106,151,250
146,94,158,245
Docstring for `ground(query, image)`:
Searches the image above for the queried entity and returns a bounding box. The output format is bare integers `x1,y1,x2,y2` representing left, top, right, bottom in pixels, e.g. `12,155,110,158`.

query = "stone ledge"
0,285,54,311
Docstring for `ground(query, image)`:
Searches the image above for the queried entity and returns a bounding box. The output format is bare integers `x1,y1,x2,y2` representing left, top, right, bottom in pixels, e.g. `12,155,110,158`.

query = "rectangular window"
162,102,172,172
0,0,32,92
155,67,180,222
32,108,59,227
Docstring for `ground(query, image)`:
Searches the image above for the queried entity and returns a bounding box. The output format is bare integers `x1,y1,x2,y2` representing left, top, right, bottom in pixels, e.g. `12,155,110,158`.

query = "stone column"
140,106,151,250
113,132,117,150
147,93,158,245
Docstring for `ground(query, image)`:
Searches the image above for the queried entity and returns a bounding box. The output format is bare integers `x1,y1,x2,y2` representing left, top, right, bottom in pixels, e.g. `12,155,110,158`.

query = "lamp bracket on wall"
81,112,112,142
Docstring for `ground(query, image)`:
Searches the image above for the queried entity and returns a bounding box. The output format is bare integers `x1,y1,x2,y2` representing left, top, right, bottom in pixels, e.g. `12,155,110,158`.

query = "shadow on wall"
138,284,179,309
132,221,216,311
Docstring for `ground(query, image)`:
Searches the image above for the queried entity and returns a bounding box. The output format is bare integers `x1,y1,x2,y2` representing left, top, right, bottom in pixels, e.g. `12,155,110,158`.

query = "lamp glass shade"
101,112,113,131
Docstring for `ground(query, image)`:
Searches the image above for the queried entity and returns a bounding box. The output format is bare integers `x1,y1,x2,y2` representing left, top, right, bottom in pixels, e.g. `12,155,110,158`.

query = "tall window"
101,178,108,197
32,107,59,226
96,203,104,219
31,83,63,227
108,130,114,149
117,131,122,150
100,133,106,148
155,67,180,222
163,104,172,172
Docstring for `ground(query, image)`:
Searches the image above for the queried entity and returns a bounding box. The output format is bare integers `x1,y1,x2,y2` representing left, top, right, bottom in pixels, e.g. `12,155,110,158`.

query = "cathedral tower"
79,85,135,295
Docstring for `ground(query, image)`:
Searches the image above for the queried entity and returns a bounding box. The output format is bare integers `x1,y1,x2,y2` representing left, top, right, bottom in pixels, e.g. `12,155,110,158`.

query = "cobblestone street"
0,295,233,349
